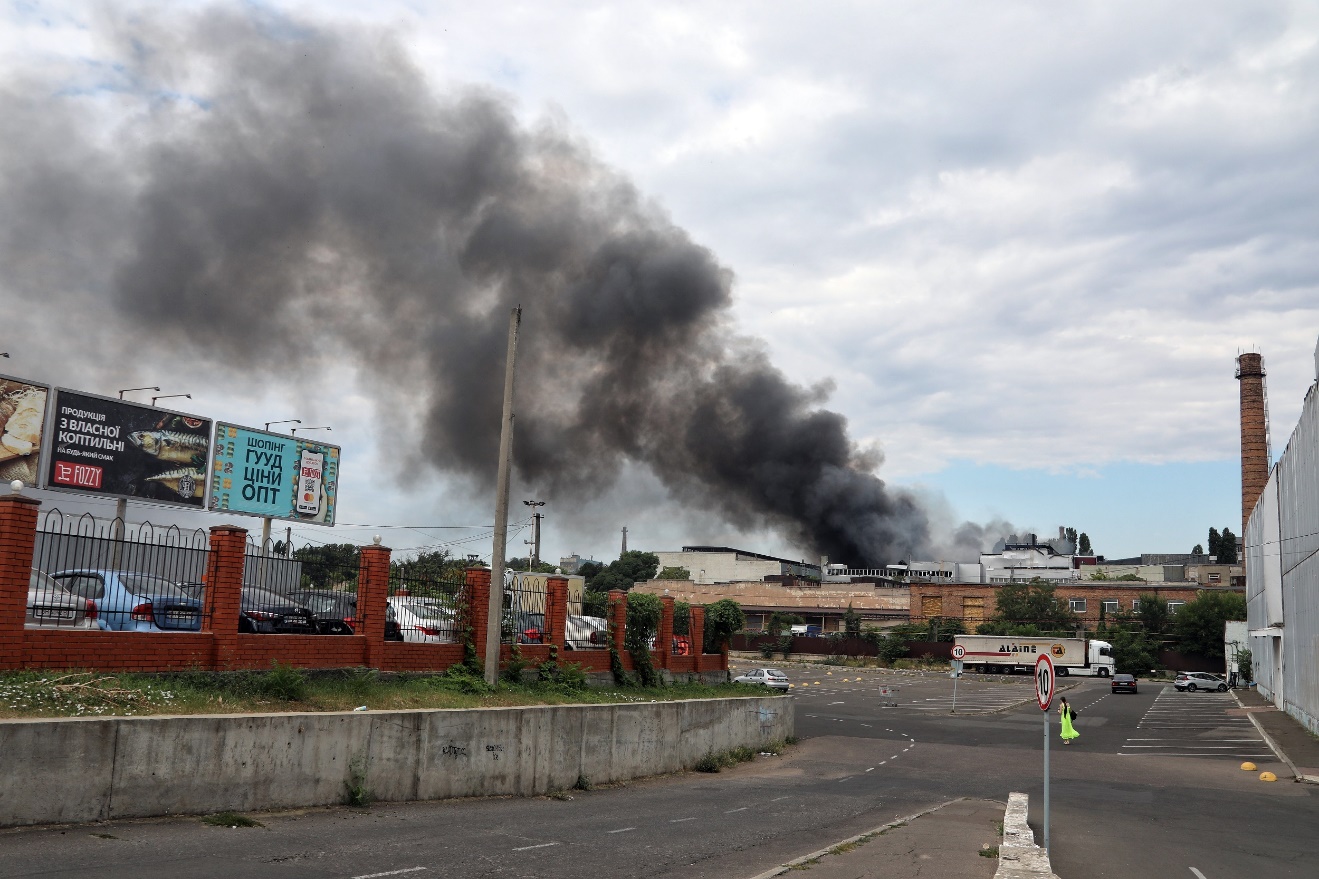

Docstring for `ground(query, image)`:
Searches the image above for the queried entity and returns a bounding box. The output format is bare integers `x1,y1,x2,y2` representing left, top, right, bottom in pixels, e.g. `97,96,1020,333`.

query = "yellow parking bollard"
1259,771,1278,782
1241,762,1257,771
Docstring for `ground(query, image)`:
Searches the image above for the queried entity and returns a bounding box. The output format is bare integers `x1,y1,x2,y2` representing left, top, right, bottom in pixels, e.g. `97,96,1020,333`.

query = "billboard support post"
485,306,522,686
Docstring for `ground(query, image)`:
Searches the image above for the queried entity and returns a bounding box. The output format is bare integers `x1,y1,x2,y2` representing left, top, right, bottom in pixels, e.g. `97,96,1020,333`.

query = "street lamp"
119,386,160,400
264,419,301,432
151,393,191,407
290,426,331,437
523,500,546,566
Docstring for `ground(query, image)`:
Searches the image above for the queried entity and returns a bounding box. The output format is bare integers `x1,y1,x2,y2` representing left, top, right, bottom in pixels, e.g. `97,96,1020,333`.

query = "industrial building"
1244,343,1319,735
652,546,821,585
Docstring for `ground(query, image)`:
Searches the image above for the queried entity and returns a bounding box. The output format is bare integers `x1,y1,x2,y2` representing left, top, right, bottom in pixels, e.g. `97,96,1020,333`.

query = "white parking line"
607,827,636,833
670,817,697,823
512,842,559,852
1190,869,1208,879
725,806,748,812
866,767,874,772
352,869,428,879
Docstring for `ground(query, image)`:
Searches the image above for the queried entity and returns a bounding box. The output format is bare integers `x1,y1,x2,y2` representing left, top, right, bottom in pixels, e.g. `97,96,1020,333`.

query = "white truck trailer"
954,634,1115,677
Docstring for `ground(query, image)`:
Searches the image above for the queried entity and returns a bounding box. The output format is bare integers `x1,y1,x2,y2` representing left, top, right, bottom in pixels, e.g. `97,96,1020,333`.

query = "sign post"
1035,653,1055,853
950,645,966,713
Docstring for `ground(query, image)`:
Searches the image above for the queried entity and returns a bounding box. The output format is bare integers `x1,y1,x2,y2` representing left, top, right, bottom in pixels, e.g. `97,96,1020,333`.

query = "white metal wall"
1248,378,1319,734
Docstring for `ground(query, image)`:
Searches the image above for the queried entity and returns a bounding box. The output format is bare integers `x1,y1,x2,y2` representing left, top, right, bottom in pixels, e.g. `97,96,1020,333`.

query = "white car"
565,614,609,649
1173,672,1229,693
732,668,790,690
387,596,459,643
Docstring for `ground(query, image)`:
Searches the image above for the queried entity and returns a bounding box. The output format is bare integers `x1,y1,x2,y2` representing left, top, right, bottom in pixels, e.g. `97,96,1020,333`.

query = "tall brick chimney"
1236,352,1270,533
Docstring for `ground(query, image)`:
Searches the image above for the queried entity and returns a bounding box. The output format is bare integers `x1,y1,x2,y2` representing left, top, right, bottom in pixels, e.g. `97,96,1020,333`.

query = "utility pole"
485,306,522,686
523,500,545,567
620,526,628,555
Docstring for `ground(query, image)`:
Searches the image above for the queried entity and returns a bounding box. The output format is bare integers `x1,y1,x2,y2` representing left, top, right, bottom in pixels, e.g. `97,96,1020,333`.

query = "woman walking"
1059,696,1079,745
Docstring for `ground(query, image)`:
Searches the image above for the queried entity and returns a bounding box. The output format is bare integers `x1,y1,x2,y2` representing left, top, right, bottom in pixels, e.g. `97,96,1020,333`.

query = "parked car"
51,570,204,632
238,586,319,634
565,614,609,649
26,569,94,629
732,668,790,690
1174,672,1229,693
287,589,405,639
1110,673,1139,694
389,596,459,643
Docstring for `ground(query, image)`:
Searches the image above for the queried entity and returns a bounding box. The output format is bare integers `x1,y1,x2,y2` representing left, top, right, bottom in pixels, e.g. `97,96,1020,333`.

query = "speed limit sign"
951,645,966,660
1035,654,1055,711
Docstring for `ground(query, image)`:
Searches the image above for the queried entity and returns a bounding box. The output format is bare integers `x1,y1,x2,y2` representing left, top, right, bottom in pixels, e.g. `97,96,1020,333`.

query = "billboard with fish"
208,423,340,525
43,389,211,507
0,374,51,489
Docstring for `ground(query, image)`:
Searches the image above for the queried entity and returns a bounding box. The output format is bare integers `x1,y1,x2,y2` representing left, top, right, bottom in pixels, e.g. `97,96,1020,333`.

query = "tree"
1207,527,1222,560
293,543,361,590
507,557,558,573
703,599,745,653
1105,622,1159,676
584,551,660,592
656,566,691,580
392,549,464,582
1078,533,1093,555
1192,544,1204,556
1134,594,1170,638
1218,527,1238,564
1172,591,1247,659
766,610,805,635
1065,527,1078,547
843,604,862,637
985,580,1079,634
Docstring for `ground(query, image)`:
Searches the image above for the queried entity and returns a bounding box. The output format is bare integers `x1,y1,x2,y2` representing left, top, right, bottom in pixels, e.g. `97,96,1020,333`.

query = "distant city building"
557,554,598,575
630,579,908,633
653,546,820,585
979,531,1078,584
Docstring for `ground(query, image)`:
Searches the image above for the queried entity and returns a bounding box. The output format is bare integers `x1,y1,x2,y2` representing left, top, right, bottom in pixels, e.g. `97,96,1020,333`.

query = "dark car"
239,586,318,635
288,589,405,641
1111,673,1138,694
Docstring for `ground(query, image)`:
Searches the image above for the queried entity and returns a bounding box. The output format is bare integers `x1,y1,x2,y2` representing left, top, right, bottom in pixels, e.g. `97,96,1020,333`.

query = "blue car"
50,570,205,633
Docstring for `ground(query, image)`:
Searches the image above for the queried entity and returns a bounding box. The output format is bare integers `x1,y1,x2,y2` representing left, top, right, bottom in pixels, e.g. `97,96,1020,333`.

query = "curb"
995,792,1059,879
740,798,971,879
1231,690,1319,784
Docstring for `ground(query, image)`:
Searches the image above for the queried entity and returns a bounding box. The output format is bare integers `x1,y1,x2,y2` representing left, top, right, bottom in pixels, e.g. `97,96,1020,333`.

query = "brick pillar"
690,605,706,660
657,595,675,670
466,567,491,671
609,589,627,656
203,525,248,669
357,543,392,668
0,494,41,670
546,575,568,652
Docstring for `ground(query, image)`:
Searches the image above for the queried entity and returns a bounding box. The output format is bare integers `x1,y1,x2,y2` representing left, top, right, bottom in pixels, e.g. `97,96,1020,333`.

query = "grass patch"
979,845,999,858
695,744,760,773
200,811,263,828
89,832,118,839
0,669,761,719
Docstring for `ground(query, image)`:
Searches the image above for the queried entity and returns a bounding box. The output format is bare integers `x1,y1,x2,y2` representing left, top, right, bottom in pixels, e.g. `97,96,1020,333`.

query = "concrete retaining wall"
995,792,1059,879
0,695,792,827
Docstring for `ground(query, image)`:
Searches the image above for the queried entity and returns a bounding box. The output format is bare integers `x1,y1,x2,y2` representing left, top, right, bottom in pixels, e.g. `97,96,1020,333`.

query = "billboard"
209,423,340,525
44,389,211,507
0,374,51,488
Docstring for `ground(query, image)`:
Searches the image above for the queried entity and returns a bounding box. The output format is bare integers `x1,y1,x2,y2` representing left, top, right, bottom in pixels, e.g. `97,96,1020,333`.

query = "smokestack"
1236,352,1270,533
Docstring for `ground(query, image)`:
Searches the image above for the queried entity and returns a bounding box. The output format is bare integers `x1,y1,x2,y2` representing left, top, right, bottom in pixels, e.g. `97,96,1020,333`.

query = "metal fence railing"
501,571,547,645
243,542,361,636
388,571,465,644
29,510,210,633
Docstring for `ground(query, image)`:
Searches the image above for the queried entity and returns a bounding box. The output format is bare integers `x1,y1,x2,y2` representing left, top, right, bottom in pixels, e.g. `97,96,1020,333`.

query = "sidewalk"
744,798,1006,879
1233,687,1319,783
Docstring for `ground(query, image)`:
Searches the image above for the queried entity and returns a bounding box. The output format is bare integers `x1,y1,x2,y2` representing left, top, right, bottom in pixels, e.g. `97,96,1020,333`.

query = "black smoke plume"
0,8,934,565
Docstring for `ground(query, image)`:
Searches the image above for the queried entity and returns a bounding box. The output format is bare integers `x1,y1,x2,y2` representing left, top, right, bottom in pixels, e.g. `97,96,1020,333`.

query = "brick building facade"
909,581,1242,628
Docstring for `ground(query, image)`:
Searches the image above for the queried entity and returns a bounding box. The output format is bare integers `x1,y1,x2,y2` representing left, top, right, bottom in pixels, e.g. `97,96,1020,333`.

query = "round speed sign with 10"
1035,653,1055,711
951,644,966,660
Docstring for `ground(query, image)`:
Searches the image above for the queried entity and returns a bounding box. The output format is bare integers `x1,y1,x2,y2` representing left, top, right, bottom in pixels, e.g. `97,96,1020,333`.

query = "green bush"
704,599,746,652
255,662,308,702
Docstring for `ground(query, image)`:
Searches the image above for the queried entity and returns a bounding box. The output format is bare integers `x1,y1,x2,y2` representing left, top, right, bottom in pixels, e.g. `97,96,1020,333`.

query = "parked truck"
954,634,1115,677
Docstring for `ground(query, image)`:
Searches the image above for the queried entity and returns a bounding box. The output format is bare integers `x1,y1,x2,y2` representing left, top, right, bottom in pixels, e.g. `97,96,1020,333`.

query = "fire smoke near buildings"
0,8,955,566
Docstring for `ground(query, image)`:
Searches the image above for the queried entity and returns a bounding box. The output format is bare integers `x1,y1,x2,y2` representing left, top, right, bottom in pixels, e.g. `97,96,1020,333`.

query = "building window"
1132,599,1140,609
1208,573,1221,584
1167,600,1185,615
962,596,985,621
1069,598,1087,613
1102,600,1119,614
921,595,943,618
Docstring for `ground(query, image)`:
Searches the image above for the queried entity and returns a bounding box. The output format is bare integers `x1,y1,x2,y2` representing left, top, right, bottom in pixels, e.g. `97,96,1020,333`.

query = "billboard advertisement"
209,423,340,525
0,374,51,488
44,389,211,507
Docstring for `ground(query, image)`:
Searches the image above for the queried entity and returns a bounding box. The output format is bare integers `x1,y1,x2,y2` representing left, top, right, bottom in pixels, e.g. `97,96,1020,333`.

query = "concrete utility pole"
620,526,628,555
523,500,545,566
485,306,522,686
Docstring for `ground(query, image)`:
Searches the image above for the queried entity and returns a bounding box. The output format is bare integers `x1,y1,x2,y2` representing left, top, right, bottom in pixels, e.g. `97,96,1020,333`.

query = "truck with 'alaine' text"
954,634,1115,677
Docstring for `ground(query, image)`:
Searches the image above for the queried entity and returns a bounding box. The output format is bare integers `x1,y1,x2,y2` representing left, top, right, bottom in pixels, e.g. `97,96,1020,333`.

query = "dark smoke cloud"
0,7,932,566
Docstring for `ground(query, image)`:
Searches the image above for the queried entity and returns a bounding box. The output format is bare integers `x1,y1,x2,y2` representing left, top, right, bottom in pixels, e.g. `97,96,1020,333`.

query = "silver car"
26,570,93,629
732,668,790,690
1173,671,1229,692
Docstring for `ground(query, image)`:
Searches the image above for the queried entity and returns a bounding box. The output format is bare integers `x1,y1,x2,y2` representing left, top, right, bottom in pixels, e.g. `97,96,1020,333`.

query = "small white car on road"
1173,672,1229,692
732,668,790,690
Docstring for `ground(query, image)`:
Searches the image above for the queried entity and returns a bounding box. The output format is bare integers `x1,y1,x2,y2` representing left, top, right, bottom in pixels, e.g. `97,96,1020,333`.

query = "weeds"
573,773,593,791
979,845,999,858
695,745,759,772
344,756,372,808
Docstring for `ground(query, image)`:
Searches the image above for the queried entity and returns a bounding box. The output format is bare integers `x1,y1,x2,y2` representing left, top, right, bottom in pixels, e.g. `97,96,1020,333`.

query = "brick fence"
1,495,727,678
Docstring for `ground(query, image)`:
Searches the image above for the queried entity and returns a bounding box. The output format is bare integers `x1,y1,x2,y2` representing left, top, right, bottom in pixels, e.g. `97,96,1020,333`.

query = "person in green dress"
1059,696,1079,744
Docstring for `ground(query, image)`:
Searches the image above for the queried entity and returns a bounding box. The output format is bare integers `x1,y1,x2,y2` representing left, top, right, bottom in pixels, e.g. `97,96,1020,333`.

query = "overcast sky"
3,2,1318,565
